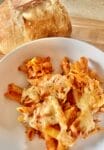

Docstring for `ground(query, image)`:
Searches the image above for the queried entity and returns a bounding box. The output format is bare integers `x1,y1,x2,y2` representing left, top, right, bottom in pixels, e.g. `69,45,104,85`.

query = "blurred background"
62,0,104,51
62,0,104,21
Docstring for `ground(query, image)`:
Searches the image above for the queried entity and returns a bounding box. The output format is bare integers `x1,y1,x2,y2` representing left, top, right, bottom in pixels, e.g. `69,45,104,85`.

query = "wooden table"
0,16,104,59
71,17,104,51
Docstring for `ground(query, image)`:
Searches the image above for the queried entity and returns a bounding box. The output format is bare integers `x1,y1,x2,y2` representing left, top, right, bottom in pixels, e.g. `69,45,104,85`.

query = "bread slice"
0,0,72,54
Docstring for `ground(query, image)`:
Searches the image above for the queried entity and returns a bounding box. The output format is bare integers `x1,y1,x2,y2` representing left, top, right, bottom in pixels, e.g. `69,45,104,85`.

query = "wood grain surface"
71,17,104,51
0,16,104,58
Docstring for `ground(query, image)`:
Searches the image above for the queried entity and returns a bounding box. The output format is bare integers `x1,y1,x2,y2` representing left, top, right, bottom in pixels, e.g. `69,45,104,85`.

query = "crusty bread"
0,0,29,54
13,0,43,8
0,0,72,54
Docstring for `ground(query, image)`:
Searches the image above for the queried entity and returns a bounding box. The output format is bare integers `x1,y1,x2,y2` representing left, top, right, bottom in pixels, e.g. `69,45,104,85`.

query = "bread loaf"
0,0,72,54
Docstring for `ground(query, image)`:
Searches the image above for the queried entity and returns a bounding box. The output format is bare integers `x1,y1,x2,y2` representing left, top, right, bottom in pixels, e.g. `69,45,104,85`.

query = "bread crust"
0,0,28,54
13,0,43,9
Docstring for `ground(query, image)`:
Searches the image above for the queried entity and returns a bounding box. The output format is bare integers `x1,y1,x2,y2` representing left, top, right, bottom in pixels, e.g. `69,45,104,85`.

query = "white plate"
0,37,104,150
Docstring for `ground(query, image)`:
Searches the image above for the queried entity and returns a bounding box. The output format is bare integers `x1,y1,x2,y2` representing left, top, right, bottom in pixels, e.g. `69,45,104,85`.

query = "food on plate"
5,56,104,150
0,0,72,54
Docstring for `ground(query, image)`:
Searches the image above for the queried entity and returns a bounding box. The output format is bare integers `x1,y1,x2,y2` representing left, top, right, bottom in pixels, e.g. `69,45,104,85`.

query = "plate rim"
0,37,104,63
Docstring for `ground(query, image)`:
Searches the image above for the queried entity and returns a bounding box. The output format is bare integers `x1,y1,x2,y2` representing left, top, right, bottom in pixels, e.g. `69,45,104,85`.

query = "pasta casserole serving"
5,56,104,150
